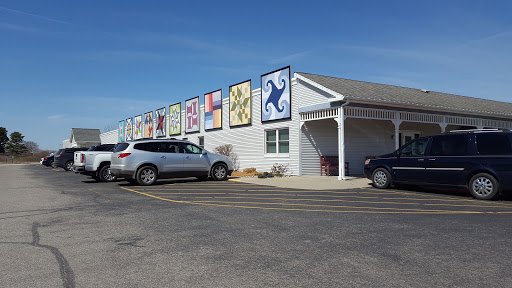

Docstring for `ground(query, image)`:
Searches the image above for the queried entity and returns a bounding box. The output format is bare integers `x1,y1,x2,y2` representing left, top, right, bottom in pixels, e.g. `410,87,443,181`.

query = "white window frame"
264,128,290,157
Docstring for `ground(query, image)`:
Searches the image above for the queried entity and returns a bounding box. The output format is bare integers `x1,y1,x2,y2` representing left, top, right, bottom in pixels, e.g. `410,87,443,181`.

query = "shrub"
243,167,257,173
271,163,289,175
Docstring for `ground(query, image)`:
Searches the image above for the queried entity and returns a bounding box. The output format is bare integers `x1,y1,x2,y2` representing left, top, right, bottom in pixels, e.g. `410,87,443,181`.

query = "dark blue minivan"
363,129,512,200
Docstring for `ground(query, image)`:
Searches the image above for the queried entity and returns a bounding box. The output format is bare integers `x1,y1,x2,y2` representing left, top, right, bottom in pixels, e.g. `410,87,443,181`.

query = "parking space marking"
120,183,512,214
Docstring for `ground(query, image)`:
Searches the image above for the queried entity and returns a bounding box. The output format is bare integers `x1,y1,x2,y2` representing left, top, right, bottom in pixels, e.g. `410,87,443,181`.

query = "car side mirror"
395,151,401,157
202,150,207,155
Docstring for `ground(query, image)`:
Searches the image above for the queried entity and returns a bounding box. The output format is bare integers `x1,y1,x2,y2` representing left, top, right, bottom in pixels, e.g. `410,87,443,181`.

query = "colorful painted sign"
261,66,291,122
143,111,153,139
125,117,133,141
118,120,125,142
204,89,222,130
169,103,181,136
185,97,200,133
229,80,251,127
134,114,143,140
155,107,166,138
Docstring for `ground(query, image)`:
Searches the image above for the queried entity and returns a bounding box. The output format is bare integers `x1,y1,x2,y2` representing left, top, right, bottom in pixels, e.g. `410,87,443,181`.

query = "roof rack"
447,128,511,134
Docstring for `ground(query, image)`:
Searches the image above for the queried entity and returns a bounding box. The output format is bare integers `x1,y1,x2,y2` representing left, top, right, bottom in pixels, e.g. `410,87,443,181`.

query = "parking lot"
3,164,512,287
120,180,512,215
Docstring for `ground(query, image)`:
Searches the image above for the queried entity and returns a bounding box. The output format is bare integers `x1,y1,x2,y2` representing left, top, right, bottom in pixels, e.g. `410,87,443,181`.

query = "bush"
271,163,289,175
243,167,257,173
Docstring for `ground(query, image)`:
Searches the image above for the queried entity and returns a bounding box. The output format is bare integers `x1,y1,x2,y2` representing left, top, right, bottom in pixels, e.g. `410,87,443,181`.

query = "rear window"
430,134,468,156
476,134,512,155
134,142,159,152
115,143,130,152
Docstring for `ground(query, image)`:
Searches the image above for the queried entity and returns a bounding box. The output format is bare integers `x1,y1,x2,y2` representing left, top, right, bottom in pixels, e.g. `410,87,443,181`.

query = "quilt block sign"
155,107,166,138
125,117,133,141
143,111,153,139
134,115,143,140
118,120,125,142
261,66,291,122
169,103,181,136
204,89,222,130
229,80,251,127
185,97,199,133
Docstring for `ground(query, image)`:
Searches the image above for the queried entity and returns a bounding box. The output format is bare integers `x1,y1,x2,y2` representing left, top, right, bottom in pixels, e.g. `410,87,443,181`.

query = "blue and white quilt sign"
261,66,291,122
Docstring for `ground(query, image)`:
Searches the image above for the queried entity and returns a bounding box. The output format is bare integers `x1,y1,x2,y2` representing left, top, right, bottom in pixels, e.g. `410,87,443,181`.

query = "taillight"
118,153,131,158
56,154,62,157
81,154,85,163
44,158,47,161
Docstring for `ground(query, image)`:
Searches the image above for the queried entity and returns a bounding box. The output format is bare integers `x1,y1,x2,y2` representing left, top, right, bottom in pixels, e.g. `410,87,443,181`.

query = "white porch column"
392,115,403,150
337,106,346,180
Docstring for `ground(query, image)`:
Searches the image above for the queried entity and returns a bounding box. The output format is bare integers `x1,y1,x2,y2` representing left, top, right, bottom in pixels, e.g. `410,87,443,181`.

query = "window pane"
183,144,202,154
267,142,276,153
476,134,512,155
278,129,289,141
399,138,428,156
430,135,468,156
266,130,276,142
279,141,289,153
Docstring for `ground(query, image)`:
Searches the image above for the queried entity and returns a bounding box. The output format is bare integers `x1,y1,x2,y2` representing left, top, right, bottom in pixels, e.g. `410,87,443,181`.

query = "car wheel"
51,161,57,168
98,165,117,182
136,166,157,186
372,168,391,189
469,173,499,200
64,161,73,171
211,164,228,181
48,161,54,168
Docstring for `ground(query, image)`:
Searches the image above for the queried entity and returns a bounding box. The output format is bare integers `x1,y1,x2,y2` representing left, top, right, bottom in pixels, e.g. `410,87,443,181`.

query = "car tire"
211,164,228,181
136,166,157,186
48,161,54,168
469,173,499,200
372,168,391,189
64,161,73,171
98,165,117,182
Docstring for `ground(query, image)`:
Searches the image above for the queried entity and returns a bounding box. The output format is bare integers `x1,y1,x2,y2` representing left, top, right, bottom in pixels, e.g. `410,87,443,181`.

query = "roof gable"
70,128,101,142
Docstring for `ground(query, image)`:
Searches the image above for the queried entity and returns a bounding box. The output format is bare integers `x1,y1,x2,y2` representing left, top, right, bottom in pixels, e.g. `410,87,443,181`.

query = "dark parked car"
54,147,89,171
364,129,512,200
42,154,56,167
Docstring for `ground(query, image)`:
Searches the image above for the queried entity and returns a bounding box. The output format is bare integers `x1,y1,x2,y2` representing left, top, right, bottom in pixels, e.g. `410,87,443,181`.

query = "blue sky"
0,0,511,150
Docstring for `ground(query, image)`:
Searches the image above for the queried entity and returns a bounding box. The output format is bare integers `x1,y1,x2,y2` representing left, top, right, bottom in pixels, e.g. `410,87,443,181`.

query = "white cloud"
48,114,65,120
0,22,39,32
269,51,310,65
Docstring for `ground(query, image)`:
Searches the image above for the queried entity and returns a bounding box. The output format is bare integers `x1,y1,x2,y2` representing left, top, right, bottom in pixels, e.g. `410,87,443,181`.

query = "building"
63,128,101,148
100,70,512,178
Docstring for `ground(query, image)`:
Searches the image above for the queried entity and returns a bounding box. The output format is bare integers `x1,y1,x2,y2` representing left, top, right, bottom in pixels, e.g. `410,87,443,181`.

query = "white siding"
100,130,118,144
295,78,335,108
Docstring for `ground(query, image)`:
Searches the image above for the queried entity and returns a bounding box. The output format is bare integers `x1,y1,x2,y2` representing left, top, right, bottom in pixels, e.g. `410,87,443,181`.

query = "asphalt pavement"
2,164,512,287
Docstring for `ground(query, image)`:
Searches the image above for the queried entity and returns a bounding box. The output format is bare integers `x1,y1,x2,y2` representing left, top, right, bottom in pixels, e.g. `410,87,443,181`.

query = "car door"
425,134,469,185
158,142,185,176
392,137,430,183
180,143,209,175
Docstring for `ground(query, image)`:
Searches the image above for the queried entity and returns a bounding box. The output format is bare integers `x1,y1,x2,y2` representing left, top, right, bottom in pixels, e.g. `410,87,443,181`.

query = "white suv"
111,140,234,185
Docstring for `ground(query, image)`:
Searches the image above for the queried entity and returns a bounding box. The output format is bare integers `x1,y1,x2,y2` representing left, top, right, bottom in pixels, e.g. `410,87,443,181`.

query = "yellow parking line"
121,187,510,214
143,191,512,208
146,194,512,210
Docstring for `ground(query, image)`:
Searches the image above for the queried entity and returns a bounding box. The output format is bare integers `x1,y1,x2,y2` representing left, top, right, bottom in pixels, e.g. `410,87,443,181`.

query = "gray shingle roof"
296,72,512,118
70,128,101,142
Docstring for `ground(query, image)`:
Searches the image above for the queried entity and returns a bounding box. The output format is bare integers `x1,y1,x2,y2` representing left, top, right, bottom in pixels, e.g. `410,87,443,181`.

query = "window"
134,142,159,152
199,136,204,148
430,135,468,156
160,142,181,153
182,143,202,154
399,138,428,157
265,128,289,154
476,134,512,155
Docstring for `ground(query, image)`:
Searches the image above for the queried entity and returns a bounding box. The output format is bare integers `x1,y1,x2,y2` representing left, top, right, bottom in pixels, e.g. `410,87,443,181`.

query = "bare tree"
214,144,240,171
102,122,118,133
24,141,41,154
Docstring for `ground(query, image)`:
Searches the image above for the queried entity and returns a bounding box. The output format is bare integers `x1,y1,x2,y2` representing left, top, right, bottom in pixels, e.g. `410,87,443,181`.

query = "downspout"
338,98,351,180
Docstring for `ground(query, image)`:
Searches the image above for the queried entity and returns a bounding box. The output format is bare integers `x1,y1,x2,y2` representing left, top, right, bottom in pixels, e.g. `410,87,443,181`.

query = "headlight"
365,159,371,165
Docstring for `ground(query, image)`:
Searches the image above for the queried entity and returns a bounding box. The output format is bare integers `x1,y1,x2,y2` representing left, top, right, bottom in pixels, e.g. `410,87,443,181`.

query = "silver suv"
110,140,233,185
